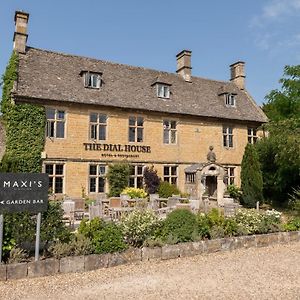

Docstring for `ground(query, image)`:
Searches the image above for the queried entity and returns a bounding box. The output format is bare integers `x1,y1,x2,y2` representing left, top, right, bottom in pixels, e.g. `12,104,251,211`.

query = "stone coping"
0,231,299,281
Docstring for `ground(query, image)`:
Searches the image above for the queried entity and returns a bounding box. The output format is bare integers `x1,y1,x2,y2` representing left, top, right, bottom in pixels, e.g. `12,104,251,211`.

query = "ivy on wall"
0,51,46,172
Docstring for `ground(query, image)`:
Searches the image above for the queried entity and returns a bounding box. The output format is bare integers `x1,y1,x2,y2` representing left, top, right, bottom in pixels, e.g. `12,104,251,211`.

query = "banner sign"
0,173,49,213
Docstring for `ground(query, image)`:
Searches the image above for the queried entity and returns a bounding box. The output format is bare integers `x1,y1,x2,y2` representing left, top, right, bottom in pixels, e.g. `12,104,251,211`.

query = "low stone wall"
0,231,299,281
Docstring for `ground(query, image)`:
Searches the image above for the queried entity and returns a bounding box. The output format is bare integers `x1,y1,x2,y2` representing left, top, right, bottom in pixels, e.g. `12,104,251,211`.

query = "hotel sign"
83,143,151,154
0,173,49,213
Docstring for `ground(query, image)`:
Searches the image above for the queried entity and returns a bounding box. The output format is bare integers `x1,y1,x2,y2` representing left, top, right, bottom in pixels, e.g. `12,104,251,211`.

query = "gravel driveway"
1,242,300,300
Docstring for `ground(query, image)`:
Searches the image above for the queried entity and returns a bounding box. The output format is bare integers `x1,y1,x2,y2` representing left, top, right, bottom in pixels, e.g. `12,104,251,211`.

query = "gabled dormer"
80,71,102,89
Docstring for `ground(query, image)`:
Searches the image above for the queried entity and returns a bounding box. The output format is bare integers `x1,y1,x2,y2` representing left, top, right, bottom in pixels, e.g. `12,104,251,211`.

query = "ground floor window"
224,166,235,185
129,165,144,188
164,165,178,185
185,173,195,184
45,163,64,193
89,164,106,193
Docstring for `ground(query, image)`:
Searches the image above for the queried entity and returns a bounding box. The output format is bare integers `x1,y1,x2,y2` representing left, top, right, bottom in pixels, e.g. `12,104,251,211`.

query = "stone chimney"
230,61,245,90
176,50,192,82
13,11,29,53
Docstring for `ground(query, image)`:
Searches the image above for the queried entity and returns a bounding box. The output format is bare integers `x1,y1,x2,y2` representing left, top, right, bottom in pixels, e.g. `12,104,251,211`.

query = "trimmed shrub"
162,209,197,243
121,187,147,199
78,217,127,254
107,163,130,197
158,181,181,198
121,209,161,247
143,166,161,194
241,144,263,207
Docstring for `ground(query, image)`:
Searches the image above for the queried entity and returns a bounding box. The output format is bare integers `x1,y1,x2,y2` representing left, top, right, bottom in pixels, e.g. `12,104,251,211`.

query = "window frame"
84,72,102,89
88,164,107,194
163,165,178,185
89,112,107,141
247,127,258,144
225,93,236,107
163,120,177,144
223,126,234,148
224,166,235,185
46,108,66,139
45,163,64,194
129,164,144,188
157,84,170,99
128,116,144,143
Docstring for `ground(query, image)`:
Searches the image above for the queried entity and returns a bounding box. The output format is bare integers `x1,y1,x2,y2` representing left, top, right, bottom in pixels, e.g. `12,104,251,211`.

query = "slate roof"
15,47,267,123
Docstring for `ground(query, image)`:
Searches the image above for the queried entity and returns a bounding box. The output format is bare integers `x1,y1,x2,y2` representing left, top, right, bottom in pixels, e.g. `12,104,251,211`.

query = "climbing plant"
0,51,46,172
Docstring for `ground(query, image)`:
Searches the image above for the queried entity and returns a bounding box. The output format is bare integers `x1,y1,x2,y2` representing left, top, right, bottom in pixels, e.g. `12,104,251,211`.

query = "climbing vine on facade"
0,51,46,172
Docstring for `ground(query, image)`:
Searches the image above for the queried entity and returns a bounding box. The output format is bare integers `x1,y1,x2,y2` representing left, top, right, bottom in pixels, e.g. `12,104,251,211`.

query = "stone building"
8,11,267,205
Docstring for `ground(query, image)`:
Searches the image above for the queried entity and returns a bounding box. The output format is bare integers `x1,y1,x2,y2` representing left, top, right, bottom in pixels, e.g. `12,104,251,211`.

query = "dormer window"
157,84,170,99
225,93,236,107
83,72,102,89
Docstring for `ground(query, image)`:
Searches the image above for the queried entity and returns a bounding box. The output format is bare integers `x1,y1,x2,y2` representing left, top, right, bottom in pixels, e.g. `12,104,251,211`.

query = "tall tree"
241,144,263,208
257,65,300,204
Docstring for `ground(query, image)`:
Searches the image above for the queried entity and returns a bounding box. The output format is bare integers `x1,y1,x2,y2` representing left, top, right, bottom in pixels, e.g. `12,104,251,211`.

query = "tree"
257,65,300,204
106,163,130,197
143,165,161,194
241,144,263,208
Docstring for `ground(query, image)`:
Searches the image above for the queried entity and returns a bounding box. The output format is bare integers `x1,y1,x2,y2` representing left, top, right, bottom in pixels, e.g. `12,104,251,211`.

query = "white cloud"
251,0,300,26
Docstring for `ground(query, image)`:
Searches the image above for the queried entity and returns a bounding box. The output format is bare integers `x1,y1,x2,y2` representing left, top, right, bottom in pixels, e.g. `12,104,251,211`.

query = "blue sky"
1,0,300,105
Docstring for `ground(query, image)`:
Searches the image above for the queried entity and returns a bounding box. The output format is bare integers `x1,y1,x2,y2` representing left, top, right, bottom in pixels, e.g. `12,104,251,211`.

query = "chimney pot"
13,11,29,53
230,61,245,90
176,50,192,82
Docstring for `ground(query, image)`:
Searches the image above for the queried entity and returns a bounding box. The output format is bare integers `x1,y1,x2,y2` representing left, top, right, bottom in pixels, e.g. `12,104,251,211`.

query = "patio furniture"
62,200,75,226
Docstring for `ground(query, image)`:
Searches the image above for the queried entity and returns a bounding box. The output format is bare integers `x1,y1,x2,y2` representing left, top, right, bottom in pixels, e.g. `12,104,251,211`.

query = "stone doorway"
206,176,217,197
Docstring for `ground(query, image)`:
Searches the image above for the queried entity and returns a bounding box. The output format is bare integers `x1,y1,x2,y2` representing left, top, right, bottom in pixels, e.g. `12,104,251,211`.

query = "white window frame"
129,165,144,188
45,163,64,194
163,165,178,185
89,164,106,193
157,84,170,99
89,113,107,141
163,120,177,144
225,166,235,185
84,72,101,89
225,93,236,107
248,127,258,144
129,116,144,143
223,126,234,148
46,108,65,139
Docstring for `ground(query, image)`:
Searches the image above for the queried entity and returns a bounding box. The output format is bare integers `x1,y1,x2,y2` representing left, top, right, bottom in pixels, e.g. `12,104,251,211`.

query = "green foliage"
283,217,300,231
49,234,93,259
259,65,300,204
121,187,147,199
78,217,127,254
143,166,161,194
0,51,46,172
158,181,181,198
106,163,130,197
288,187,300,216
7,247,29,264
241,144,263,207
121,209,161,247
41,201,71,245
162,209,197,243
226,185,242,200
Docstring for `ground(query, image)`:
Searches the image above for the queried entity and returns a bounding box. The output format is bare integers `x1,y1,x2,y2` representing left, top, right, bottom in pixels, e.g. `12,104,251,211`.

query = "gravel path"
1,242,300,300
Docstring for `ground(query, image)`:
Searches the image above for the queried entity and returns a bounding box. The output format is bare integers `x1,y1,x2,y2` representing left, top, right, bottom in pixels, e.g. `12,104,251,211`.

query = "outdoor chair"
62,200,75,227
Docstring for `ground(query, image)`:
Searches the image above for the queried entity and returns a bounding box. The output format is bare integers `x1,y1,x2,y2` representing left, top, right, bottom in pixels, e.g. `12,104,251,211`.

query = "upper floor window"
45,163,64,194
89,164,106,193
163,120,177,144
46,108,65,138
225,93,236,107
248,128,257,144
157,84,170,99
84,72,102,89
90,113,107,140
223,126,233,148
129,116,144,142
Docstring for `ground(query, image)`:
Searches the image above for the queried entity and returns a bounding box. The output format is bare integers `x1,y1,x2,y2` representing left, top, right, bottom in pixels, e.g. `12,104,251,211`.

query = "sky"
1,0,300,105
